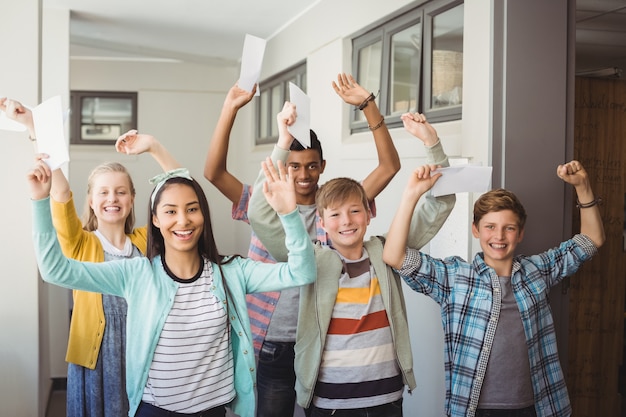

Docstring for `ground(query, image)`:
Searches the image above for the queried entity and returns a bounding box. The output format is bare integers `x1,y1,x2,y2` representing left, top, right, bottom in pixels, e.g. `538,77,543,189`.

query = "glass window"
391,23,421,116
352,0,463,130
431,4,464,110
256,61,306,145
356,40,382,123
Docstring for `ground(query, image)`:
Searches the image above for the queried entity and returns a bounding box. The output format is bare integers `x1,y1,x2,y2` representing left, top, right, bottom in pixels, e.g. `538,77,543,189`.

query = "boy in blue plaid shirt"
383,160,605,417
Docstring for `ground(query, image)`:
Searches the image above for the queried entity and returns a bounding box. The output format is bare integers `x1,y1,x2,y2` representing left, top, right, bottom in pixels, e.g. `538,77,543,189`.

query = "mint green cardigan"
32,198,316,417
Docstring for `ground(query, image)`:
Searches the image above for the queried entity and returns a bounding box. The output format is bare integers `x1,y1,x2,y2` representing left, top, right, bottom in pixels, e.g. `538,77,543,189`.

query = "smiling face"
88,171,134,228
320,194,371,260
472,209,524,276
286,148,326,205
151,183,204,256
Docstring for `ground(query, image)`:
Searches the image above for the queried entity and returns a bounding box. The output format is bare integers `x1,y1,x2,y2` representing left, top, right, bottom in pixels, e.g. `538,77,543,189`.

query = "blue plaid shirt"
398,234,598,417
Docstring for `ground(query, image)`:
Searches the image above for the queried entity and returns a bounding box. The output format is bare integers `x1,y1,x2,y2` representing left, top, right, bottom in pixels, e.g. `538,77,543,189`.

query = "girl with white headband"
27,157,316,417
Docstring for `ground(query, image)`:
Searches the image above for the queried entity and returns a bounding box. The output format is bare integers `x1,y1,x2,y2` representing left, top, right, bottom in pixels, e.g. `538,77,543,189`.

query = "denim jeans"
306,398,403,417
256,341,297,417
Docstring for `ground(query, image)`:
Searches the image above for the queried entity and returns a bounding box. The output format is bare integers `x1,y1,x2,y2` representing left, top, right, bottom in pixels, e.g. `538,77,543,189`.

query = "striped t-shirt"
313,250,404,409
142,258,235,412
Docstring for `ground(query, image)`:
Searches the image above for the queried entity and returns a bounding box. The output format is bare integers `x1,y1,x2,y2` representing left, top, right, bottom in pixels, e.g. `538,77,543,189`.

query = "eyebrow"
160,200,200,208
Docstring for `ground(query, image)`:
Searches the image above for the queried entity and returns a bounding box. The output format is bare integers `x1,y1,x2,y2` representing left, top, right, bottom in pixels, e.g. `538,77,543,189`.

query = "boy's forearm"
384,208,412,269
360,102,401,200
204,104,237,180
424,140,449,167
575,183,605,248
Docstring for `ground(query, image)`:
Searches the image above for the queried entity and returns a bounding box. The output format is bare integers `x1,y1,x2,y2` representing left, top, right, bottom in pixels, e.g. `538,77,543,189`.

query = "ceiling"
45,0,626,75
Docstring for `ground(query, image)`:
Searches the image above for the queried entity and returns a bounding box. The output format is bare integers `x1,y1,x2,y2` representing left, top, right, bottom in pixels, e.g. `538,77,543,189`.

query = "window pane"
260,91,270,138
431,4,463,109
270,85,282,137
357,41,382,122
390,23,421,116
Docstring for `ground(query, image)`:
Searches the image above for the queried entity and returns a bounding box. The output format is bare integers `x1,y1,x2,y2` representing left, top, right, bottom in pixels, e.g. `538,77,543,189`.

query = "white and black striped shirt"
142,259,235,412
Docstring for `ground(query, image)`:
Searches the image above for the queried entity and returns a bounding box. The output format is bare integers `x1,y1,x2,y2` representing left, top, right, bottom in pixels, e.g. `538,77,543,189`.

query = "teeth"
491,243,506,249
174,230,192,236
104,207,120,212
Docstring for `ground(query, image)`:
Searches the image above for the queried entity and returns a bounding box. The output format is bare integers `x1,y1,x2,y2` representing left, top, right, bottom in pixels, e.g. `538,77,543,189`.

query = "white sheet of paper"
32,96,69,170
287,83,311,148
431,165,493,197
238,34,266,93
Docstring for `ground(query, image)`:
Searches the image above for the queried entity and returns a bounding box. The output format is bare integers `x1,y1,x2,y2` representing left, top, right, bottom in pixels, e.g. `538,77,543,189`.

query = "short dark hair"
290,129,324,162
473,188,527,229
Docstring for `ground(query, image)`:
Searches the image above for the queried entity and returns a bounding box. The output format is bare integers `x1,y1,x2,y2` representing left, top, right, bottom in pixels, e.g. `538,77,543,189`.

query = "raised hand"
556,160,590,188
27,159,52,200
400,112,438,146
115,129,157,155
405,164,442,200
332,73,371,106
276,101,297,149
261,157,296,215
0,98,35,132
224,83,257,111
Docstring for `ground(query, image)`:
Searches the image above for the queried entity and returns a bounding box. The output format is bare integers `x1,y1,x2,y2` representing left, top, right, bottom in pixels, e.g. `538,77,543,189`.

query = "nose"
176,211,191,225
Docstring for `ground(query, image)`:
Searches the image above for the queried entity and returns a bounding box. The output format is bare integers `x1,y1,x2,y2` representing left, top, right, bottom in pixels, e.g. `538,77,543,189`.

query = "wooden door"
568,76,626,416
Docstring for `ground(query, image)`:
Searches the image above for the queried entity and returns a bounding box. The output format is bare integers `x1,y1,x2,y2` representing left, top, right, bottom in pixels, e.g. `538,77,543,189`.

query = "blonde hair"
82,162,136,234
315,177,369,217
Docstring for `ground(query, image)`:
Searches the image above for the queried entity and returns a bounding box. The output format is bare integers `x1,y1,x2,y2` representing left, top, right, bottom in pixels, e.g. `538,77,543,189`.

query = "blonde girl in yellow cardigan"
1,97,178,417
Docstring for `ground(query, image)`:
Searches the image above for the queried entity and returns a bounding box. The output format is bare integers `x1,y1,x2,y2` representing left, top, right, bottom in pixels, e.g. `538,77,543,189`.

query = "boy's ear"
518,228,525,242
471,222,479,238
320,160,327,174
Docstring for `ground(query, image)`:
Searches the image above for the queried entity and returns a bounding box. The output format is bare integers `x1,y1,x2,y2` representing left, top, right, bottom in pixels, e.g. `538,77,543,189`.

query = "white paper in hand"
287,83,311,148
431,165,493,197
238,34,266,93
32,96,69,170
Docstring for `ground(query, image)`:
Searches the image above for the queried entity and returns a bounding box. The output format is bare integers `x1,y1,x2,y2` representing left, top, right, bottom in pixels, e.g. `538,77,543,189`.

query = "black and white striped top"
142,259,235,412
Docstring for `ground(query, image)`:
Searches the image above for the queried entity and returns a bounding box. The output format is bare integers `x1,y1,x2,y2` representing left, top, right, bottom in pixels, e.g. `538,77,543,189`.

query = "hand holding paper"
430,165,493,197
287,83,311,148
238,34,266,93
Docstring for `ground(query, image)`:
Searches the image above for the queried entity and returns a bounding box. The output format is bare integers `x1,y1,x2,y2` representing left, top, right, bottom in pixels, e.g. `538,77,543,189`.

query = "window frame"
350,0,463,132
255,61,306,145
70,90,137,145
422,0,464,122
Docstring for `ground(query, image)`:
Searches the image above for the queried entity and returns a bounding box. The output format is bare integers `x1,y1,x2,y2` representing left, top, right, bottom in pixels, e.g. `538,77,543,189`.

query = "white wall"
42,5,71,381
0,2,42,417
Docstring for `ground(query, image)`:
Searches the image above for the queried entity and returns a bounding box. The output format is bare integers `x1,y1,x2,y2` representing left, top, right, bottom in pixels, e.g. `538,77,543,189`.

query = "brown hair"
473,188,527,229
82,162,136,234
315,177,369,217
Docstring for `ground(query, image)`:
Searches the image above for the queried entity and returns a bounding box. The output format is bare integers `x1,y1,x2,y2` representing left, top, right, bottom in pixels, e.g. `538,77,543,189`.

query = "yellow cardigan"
51,193,147,369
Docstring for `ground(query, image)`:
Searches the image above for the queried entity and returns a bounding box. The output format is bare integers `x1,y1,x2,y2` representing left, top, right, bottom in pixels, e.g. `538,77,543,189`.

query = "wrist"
357,92,377,110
